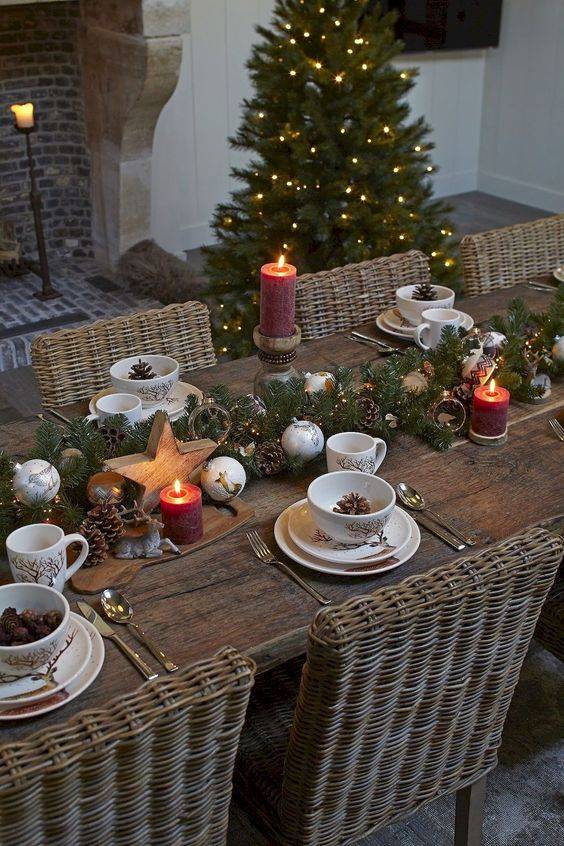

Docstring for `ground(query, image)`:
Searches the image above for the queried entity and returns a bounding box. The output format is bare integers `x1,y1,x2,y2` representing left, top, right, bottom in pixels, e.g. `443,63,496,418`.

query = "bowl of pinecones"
110,354,179,407
396,281,455,327
0,583,69,681
307,471,396,543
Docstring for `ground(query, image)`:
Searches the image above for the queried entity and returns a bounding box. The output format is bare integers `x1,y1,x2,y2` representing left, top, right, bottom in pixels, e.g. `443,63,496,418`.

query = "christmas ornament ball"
480,330,507,358
13,459,61,505
60,447,83,468
461,348,495,389
552,336,564,363
281,419,324,462
304,371,335,395
200,456,246,502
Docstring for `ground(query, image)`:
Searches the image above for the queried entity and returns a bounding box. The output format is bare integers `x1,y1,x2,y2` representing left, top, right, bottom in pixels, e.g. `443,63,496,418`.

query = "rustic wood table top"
0,283,562,743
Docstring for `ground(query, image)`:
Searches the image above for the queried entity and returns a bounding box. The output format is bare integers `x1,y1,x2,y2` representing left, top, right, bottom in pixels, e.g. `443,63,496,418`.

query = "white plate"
0,613,104,721
288,501,412,565
89,381,203,423
275,502,420,577
376,310,474,340
0,616,92,708
553,266,564,283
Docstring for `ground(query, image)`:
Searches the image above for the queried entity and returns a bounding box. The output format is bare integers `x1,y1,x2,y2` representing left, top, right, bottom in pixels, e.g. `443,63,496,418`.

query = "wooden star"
104,411,217,512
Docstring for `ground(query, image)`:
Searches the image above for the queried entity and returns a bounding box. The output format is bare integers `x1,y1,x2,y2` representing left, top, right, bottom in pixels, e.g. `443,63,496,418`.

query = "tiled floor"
0,258,161,372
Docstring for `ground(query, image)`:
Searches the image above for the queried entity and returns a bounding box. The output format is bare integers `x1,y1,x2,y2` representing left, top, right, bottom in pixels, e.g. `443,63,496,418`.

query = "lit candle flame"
11,102,34,129
488,379,496,394
277,254,285,270
173,479,181,495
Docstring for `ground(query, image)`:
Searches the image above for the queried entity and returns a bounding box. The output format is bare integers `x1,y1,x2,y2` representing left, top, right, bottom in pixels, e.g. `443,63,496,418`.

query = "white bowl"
110,355,179,407
0,584,69,682
307,471,396,543
396,284,455,326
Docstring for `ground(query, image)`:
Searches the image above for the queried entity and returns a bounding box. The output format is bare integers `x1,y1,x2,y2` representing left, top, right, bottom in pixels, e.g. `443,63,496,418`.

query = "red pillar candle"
160,479,203,545
259,255,297,338
471,380,510,437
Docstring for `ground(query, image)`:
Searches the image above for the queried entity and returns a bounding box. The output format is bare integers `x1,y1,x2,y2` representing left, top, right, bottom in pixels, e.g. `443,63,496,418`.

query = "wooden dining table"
0,283,562,743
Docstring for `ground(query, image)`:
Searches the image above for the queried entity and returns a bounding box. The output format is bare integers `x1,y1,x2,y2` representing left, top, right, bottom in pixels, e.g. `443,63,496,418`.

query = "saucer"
275,502,420,577
0,614,104,721
376,309,474,340
288,501,412,565
554,266,564,283
381,308,417,335
89,381,203,423
0,616,91,707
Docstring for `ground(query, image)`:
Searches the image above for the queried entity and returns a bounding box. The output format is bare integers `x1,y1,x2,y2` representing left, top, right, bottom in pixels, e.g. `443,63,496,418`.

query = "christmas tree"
204,0,457,357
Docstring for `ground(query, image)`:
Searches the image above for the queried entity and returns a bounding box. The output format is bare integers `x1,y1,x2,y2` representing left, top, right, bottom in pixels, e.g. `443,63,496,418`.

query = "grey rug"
229,641,564,845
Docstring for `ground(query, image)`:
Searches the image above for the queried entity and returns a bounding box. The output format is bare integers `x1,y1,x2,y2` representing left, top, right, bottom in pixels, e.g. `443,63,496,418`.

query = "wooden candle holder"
468,426,508,446
253,325,302,397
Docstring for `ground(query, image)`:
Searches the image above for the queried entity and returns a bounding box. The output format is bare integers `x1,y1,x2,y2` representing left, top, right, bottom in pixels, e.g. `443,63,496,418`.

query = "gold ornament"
86,471,127,505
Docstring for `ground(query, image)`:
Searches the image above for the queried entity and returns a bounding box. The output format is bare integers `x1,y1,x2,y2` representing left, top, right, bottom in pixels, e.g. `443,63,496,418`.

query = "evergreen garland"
0,293,560,547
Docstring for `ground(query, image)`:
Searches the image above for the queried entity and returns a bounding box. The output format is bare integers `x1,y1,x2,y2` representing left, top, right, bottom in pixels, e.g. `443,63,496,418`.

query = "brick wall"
0,2,92,257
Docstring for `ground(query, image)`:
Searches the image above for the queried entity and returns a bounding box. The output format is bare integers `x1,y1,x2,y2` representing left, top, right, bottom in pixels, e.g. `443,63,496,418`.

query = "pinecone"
0,607,19,635
411,282,438,302
99,424,127,458
357,395,380,429
79,521,109,567
84,501,124,547
128,358,155,380
333,492,371,515
254,441,286,476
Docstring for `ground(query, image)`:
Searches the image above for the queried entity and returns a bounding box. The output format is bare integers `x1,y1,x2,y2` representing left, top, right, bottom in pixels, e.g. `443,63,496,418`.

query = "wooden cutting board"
70,498,254,595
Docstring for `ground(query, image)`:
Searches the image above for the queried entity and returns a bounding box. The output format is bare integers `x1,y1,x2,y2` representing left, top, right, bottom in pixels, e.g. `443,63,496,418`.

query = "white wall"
478,0,564,213
151,0,485,255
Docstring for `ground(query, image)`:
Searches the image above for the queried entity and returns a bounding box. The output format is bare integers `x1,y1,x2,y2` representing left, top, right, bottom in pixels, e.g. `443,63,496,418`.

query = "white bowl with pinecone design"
396,283,455,326
110,355,179,408
307,471,396,543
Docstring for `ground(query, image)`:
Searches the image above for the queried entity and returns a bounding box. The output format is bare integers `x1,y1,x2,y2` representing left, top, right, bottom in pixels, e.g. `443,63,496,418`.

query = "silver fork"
548,417,564,442
246,531,332,606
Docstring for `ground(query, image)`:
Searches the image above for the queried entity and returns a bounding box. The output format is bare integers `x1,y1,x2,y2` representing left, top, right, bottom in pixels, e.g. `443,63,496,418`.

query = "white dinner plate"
288,501,412,565
376,309,474,340
89,381,203,423
0,616,92,708
553,266,564,283
0,614,104,721
275,501,420,577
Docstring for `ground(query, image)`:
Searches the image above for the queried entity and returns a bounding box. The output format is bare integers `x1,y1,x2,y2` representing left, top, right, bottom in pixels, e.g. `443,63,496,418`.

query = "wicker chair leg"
454,775,487,846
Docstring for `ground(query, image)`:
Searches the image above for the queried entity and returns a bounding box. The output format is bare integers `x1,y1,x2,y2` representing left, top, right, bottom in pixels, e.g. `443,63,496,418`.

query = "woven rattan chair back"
295,250,430,340
460,214,564,296
31,301,217,407
0,647,255,846
279,528,563,846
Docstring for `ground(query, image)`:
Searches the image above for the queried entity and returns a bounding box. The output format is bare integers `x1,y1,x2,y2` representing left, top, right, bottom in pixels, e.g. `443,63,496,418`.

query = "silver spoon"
396,482,476,546
101,589,179,673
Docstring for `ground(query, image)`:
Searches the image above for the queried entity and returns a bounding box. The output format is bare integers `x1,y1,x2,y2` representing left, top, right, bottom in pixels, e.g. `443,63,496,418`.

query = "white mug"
326,432,387,474
6,524,89,593
86,393,142,426
415,308,462,350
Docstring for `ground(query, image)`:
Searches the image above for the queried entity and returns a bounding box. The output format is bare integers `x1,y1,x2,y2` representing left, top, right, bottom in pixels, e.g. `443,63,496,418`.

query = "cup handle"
372,439,387,471
415,322,431,350
63,534,89,580
85,412,99,424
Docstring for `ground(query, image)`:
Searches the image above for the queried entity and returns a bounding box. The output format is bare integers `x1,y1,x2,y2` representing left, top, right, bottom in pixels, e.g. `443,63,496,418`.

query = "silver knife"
411,513,466,551
77,602,159,680
350,331,404,354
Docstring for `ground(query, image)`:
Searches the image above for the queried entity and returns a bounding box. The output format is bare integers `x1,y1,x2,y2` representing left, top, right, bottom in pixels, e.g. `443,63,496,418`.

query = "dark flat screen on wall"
380,1,503,52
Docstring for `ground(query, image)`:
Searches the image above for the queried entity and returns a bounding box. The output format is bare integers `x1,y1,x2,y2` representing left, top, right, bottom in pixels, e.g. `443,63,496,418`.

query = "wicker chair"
235,528,563,846
31,301,217,407
295,250,430,340
460,214,564,297
0,647,255,846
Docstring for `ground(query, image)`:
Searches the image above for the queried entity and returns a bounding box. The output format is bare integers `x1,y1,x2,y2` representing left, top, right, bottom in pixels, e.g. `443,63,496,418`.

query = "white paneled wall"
151,1,485,254
478,0,564,213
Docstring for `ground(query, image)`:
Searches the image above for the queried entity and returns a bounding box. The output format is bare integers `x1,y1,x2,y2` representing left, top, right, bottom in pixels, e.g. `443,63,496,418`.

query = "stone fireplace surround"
1,0,189,272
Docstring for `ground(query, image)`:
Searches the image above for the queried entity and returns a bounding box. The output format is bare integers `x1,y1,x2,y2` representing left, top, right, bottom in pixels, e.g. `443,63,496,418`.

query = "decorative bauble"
530,373,551,401
461,348,495,390
385,413,399,429
552,336,564,363
402,370,428,394
79,521,108,567
13,460,60,505
304,371,335,395
281,419,324,462
188,397,231,444
254,441,286,476
430,390,467,432
480,330,507,359
200,456,246,502
86,471,126,505
59,447,83,469
357,395,380,429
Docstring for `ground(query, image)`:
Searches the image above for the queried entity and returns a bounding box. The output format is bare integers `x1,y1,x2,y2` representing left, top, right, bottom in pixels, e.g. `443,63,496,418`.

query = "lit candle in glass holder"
10,102,34,130
471,379,510,443
160,478,203,545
